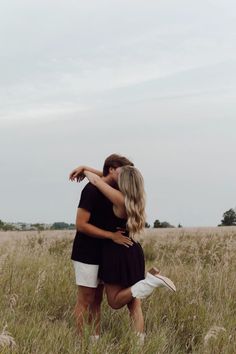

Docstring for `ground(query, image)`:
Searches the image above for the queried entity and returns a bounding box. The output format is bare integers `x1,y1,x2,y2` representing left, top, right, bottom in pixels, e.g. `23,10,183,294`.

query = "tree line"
151,208,236,228
0,208,235,231
0,221,75,231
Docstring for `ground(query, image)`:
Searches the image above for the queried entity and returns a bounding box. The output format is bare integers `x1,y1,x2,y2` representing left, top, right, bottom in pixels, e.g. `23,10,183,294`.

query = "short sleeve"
78,183,99,213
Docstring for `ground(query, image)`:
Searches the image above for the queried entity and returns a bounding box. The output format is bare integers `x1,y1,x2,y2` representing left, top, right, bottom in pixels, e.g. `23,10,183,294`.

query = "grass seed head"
9,293,19,310
204,326,226,346
35,270,46,294
0,325,16,349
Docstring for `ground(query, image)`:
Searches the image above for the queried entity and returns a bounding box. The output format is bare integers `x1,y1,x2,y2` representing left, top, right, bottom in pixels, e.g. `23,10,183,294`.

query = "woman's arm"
69,165,103,182
84,171,126,216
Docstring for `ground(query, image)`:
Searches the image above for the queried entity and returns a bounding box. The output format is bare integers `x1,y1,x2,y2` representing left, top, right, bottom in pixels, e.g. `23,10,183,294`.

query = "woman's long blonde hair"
118,166,146,236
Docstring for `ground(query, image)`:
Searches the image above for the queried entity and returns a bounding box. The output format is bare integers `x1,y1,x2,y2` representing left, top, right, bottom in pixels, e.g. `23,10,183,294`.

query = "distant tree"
153,219,161,228
178,223,183,228
0,220,16,231
218,208,236,226
51,222,70,230
0,220,15,231
21,223,27,231
2,223,15,231
0,219,4,229
160,221,175,228
145,222,150,228
153,219,175,228
69,223,76,230
31,223,44,231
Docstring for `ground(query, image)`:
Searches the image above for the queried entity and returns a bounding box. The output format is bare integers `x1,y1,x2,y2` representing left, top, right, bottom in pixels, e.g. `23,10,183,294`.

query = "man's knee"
93,284,103,307
77,286,96,307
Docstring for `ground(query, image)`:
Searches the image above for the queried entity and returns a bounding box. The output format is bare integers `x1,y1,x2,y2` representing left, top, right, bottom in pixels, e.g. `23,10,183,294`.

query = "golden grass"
0,227,236,353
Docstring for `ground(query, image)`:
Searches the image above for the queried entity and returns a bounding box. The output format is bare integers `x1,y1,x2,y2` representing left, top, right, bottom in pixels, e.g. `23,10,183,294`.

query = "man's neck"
102,175,113,185
102,175,117,187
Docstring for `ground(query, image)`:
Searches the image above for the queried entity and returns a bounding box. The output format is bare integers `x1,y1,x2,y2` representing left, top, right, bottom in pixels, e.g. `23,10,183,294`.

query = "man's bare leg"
88,284,104,335
74,286,96,335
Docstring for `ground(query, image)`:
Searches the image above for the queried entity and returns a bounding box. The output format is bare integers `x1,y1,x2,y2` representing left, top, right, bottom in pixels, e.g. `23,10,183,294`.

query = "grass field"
0,227,235,354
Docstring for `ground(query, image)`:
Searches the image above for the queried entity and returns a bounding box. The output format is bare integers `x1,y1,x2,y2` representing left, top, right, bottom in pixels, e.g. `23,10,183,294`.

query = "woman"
73,165,176,340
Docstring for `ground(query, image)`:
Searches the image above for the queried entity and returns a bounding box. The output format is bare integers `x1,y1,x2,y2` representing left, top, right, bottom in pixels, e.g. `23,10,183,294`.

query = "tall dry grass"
0,227,235,353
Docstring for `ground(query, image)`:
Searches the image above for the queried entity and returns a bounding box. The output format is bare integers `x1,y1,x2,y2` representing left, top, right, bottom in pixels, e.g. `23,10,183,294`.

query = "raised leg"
104,267,175,308
105,283,133,309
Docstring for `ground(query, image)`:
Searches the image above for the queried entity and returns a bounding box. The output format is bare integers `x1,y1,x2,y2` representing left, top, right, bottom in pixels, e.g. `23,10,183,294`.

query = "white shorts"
72,261,100,288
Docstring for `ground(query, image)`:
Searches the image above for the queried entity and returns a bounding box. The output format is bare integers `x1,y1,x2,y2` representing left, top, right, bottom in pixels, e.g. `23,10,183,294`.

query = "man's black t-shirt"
71,182,115,265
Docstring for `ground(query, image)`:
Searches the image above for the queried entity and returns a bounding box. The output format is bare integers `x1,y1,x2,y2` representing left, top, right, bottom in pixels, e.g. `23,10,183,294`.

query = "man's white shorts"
72,261,99,288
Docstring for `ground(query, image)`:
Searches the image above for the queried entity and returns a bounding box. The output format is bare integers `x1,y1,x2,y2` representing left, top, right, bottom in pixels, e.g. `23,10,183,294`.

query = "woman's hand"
84,171,101,185
69,166,85,182
69,166,103,182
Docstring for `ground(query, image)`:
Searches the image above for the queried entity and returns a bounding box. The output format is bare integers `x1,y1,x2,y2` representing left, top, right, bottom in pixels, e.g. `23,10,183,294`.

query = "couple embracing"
69,154,176,343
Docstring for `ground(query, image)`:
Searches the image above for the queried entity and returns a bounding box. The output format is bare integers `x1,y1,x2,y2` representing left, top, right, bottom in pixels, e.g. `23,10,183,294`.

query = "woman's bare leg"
127,298,144,333
104,267,173,309
104,268,159,309
105,284,144,335
105,284,133,309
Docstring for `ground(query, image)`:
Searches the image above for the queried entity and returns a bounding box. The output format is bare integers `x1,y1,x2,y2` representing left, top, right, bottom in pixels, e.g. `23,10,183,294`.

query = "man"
69,154,134,339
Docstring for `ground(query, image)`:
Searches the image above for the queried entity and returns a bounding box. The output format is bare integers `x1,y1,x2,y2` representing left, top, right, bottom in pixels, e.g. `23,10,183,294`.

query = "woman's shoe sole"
154,274,176,292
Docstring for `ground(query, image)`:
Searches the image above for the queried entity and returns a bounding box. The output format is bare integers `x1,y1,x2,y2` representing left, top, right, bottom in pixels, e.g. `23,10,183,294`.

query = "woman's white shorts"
72,261,99,288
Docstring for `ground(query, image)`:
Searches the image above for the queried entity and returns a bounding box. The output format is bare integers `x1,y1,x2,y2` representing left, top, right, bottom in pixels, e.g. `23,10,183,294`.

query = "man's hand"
111,230,133,247
69,166,85,182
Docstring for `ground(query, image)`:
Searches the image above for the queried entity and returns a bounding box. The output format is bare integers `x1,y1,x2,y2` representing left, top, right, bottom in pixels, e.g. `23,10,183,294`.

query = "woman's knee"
105,284,126,309
107,298,123,310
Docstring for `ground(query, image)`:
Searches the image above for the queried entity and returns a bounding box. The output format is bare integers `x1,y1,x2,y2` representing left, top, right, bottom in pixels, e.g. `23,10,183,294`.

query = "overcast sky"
0,0,236,227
